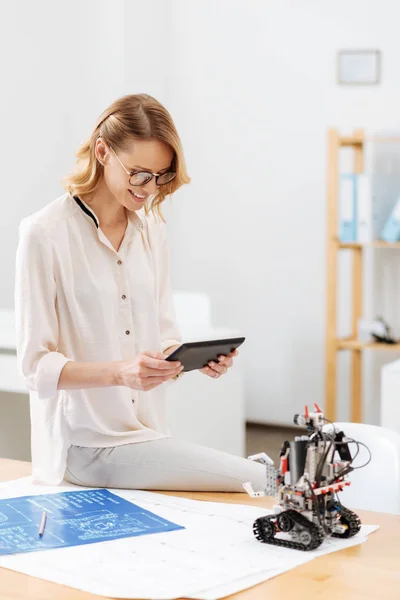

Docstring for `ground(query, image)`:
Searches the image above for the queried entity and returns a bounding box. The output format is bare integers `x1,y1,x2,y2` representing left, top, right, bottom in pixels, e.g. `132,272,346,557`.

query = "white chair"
323,422,400,514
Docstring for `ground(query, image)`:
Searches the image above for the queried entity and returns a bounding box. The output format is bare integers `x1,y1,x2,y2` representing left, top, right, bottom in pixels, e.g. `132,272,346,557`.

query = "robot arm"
247,452,274,466
243,452,277,497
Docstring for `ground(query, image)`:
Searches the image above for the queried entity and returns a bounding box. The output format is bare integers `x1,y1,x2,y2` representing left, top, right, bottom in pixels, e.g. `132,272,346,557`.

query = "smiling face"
95,137,175,211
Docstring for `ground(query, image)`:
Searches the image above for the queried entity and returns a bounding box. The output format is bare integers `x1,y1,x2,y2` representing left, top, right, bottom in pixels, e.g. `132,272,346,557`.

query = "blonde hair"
62,94,190,220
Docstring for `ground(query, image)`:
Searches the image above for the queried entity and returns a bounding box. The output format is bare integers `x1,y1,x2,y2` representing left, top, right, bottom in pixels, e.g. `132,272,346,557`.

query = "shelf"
339,136,363,147
337,241,400,249
336,338,400,351
326,128,400,422
338,134,400,146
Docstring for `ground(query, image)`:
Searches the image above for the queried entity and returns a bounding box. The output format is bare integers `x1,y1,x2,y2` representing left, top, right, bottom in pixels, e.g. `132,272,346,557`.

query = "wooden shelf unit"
325,128,400,423
336,339,400,351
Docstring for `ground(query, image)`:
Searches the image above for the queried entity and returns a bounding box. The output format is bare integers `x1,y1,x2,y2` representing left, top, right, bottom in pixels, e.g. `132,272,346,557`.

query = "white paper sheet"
0,477,378,599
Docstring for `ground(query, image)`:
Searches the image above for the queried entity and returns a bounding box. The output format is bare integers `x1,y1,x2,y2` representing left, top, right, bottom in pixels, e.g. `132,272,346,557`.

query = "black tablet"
165,337,245,372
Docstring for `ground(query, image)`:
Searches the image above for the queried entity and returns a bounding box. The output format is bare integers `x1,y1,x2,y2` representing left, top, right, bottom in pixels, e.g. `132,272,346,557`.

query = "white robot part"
243,452,278,498
247,452,275,466
242,481,266,497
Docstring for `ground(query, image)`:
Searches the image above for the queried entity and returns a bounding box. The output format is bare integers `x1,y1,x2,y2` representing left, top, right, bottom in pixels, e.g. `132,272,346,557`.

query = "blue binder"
381,196,400,242
339,173,357,242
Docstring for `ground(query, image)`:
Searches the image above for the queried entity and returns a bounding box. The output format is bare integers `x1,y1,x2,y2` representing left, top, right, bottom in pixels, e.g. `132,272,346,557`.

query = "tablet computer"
165,337,245,372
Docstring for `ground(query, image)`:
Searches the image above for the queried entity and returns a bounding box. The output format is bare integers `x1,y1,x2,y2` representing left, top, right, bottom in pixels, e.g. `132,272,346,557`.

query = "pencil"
38,511,47,537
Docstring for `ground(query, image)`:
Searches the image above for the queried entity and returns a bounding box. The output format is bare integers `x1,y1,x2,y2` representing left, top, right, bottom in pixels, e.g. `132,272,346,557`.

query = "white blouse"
15,192,182,485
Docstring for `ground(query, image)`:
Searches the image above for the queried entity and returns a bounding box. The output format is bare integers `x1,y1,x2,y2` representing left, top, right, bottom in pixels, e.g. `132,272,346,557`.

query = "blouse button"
121,294,126,300
125,330,130,335
131,398,135,404
117,260,122,265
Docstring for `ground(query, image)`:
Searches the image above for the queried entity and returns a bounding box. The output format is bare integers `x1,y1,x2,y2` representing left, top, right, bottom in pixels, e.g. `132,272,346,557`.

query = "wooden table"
0,459,399,600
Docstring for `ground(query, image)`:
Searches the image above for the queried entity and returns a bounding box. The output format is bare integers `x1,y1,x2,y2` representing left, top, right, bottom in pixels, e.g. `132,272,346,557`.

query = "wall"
123,0,172,102
165,0,400,426
3,0,400,430
0,0,127,308
0,0,174,307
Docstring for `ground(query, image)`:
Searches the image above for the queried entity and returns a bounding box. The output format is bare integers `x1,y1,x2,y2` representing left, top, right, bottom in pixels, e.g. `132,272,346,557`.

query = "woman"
15,93,265,492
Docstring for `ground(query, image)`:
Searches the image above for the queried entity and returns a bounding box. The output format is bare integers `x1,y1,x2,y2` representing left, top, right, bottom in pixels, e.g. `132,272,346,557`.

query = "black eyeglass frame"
107,142,177,187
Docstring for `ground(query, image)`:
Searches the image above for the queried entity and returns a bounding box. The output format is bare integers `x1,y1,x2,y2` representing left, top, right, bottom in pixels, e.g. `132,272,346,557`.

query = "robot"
243,404,366,551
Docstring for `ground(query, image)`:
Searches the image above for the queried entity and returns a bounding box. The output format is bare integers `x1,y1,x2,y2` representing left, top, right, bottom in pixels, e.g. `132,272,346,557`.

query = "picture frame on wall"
337,49,381,85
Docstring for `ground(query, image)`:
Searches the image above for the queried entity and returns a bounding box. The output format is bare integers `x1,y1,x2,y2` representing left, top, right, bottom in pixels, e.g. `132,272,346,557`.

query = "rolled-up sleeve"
15,219,73,399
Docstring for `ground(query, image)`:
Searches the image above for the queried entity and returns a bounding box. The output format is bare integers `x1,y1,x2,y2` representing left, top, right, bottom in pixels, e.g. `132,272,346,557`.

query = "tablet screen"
165,337,245,372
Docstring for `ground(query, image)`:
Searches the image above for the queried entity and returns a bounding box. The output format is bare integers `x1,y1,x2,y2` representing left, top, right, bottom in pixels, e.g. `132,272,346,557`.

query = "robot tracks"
253,509,324,551
253,506,361,551
332,506,361,539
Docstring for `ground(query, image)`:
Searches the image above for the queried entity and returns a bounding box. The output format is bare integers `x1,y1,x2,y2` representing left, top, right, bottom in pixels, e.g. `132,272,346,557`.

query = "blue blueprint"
0,489,184,555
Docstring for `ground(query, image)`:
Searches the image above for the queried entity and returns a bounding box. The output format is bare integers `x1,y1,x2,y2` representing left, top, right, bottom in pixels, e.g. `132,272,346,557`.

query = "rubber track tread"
253,509,324,551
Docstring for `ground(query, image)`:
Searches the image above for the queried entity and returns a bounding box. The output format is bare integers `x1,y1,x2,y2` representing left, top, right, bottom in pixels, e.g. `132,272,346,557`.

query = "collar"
72,194,144,232
74,195,99,228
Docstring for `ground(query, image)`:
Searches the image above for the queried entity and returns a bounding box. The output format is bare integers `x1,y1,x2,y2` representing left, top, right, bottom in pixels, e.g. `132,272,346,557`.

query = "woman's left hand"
200,349,239,379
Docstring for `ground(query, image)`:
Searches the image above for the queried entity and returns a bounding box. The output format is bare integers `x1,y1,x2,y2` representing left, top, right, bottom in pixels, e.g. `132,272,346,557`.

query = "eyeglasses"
108,144,177,187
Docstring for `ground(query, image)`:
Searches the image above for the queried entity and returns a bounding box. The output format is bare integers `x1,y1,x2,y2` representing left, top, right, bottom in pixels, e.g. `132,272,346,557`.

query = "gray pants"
64,437,266,493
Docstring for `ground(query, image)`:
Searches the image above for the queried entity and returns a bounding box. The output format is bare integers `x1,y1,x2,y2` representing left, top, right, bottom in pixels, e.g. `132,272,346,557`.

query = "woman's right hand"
115,352,183,391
